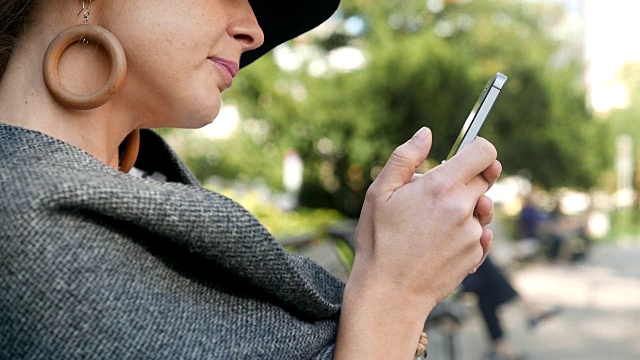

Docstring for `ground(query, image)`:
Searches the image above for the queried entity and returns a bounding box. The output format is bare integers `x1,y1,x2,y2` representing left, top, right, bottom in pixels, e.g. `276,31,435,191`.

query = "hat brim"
240,0,341,68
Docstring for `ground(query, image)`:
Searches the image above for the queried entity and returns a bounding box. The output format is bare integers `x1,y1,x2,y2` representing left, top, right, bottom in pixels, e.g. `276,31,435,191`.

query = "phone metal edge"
457,86,500,150
493,72,508,90
445,73,507,160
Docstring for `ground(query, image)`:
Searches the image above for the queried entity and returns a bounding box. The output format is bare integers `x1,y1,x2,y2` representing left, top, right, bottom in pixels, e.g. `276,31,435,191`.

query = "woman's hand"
353,126,500,307
335,127,501,359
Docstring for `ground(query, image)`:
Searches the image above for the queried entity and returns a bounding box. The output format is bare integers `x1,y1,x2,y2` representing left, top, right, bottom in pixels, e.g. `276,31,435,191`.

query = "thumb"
373,127,432,198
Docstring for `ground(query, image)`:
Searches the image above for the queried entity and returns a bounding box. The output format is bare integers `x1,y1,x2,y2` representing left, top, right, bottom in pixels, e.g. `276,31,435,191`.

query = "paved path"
441,241,640,360
294,219,640,359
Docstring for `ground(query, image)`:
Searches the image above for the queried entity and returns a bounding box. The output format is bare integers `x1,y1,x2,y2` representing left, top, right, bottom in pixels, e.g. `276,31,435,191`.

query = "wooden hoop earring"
43,24,127,110
119,129,140,173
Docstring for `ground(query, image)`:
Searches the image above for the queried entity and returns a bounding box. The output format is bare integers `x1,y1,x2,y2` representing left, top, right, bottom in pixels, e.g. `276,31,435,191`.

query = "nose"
227,0,265,52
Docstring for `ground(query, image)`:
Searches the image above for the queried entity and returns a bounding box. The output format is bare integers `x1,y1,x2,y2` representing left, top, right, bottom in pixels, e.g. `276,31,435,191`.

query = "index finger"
439,137,497,184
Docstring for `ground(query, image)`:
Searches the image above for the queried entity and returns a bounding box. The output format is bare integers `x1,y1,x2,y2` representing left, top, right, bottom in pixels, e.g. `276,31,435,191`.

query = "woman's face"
101,0,264,129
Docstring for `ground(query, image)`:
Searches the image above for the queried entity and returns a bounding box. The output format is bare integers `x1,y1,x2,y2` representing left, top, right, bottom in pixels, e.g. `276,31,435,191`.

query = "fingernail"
413,127,430,141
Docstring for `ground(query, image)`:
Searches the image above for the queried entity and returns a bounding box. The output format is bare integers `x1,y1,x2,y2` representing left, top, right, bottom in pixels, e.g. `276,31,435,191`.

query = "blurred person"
518,194,546,241
514,193,547,261
461,256,562,360
0,0,502,359
544,201,582,263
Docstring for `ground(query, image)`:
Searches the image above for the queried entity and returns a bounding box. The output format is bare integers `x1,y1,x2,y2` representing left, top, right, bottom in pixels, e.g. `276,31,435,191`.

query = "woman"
0,0,501,358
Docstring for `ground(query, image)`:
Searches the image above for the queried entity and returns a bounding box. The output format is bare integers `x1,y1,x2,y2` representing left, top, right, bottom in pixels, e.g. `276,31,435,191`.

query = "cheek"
121,48,223,128
173,64,224,127
105,16,224,127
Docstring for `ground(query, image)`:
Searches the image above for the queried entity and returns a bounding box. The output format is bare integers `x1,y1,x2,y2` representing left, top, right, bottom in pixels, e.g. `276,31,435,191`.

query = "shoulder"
0,123,207,215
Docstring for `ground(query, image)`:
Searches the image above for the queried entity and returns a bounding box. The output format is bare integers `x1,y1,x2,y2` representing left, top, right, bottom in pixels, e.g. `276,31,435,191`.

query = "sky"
581,0,640,113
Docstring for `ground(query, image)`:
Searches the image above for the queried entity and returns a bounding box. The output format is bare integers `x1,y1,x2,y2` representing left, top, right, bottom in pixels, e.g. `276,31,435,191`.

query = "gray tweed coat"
0,123,344,359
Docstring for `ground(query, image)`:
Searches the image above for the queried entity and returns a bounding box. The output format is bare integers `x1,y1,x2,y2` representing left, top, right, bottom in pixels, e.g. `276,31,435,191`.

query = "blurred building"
531,0,640,114
583,0,640,114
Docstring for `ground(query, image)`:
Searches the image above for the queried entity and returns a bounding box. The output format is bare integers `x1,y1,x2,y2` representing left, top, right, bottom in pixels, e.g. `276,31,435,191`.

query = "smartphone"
445,73,507,161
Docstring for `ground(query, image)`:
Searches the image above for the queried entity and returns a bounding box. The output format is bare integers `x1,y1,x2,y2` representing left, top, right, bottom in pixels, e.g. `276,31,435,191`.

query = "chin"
179,104,222,129
197,116,217,129
177,116,217,130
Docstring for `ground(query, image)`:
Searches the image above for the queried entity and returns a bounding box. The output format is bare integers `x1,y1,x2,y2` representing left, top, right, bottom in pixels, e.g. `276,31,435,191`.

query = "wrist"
336,272,432,359
346,260,438,315
342,279,430,328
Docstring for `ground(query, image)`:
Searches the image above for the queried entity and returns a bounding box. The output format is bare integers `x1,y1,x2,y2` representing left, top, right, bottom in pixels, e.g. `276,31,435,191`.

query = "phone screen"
445,73,507,161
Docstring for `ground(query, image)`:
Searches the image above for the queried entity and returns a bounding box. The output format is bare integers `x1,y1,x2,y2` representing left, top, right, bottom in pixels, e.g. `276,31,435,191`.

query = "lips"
208,57,239,87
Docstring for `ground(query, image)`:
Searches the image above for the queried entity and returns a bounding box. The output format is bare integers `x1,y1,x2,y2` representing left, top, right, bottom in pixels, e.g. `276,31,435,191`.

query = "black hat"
241,0,341,68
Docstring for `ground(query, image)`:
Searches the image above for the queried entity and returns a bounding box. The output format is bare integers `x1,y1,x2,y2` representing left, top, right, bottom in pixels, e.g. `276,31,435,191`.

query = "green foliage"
168,0,613,217
215,186,345,238
608,209,640,241
603,62,640,195
333,238,355,270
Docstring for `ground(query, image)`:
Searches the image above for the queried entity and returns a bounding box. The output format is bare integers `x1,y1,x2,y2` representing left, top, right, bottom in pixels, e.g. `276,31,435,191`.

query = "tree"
604,62,640,195
175,0,612,217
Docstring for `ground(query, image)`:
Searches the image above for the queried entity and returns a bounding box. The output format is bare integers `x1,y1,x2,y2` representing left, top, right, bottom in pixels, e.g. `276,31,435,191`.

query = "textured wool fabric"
0,123,344,359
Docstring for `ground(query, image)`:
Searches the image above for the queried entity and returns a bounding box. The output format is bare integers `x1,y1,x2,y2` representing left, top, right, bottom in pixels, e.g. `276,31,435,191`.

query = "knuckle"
474,138,497,163
387,146,414,169
447,197,469,216
425,178,474,221
493,160,503,174
442,199,472,226
464,217,482,235
426,173,455,197
474,225,484,242
365,182,383,200
474,245,484,263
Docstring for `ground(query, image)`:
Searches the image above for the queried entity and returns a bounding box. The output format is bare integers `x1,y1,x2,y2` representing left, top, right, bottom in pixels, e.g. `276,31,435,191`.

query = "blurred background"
160,0,640,358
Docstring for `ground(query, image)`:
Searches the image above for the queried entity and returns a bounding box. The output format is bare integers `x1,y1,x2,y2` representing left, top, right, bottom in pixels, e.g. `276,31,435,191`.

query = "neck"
0,18,135,170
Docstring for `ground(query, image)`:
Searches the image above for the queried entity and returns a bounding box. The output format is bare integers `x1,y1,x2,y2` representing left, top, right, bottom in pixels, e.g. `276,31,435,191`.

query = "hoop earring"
119,129,140,173
42,24,127,110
